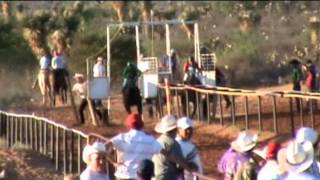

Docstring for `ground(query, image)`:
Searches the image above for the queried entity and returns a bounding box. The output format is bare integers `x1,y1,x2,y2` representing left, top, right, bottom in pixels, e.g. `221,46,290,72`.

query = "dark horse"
122,78,143,115
180,75,202,119
50,69,68,106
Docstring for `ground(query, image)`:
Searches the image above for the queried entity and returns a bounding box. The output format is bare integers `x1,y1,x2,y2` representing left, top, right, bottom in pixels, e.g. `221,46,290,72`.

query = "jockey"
51,50,67,78
32,52,51,89
183,56,201,83
122,61,142,88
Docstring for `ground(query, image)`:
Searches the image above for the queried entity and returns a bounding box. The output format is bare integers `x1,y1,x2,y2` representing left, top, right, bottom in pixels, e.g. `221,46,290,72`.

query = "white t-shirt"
111,129,163,179
72,82,87,99
257,160,281,180
176,136,203,180
80,167,110,180
93,63,105,77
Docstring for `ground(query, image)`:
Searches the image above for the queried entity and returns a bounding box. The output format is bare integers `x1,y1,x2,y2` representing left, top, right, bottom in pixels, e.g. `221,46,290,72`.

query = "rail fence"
157,83,320,136
0,110,215,180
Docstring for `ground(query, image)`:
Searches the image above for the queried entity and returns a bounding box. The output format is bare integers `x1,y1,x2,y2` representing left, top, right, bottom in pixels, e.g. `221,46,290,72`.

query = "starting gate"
199,53,217,87
138,57,159,99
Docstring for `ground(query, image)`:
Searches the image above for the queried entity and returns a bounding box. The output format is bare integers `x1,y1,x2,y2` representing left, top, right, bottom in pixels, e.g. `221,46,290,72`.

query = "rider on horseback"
183,56,202,84
122,61,142,89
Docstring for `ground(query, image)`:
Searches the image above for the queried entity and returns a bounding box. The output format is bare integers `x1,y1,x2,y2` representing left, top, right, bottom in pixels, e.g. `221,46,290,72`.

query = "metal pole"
299,98,304,127
70,132,74,174
231,96,236,126
165,78,171,115
107,26,111,118
289,97,295,137
63,129,67,175
272,96,278,134
196,91,200,121
166,24,171,56
135,25,140,63
245,96,249,130
219,95,223,125
257,96,262,131
51,124,54,161
206,93,210,123
56,127,60,171
310,99,315,128
44,122,47,155
78,134,82,174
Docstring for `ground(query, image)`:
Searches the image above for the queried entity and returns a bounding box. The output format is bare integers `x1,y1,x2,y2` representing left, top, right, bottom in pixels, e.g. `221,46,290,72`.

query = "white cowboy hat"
278,140,314,174
278,140,314,173
177,117,193,130
155,115,177,133
73,73,84,79
82,142,106,164
296,127,318,144
231,131,258,153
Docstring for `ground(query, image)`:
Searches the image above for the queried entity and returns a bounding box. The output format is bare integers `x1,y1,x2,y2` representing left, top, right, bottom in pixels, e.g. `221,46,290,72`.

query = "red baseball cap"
126,113,144,130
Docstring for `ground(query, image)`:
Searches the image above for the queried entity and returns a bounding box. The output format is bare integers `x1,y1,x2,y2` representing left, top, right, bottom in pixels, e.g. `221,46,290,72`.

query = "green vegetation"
1,1,320,106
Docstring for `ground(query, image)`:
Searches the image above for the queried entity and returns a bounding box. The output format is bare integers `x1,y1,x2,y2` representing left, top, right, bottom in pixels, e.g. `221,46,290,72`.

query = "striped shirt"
111,129,162,179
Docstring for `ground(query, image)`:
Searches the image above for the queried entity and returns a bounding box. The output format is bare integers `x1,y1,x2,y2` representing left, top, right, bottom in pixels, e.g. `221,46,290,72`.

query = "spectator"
72,73,102,124
175,117,203,180
218,131,259,180
296,127,320,178
289,59,303,111
256,142,282,180
278,140,317,180
80,142,110,180
137,159,155,180
153,115,190,180
108,113,162,180
93,57,106,78
64,174,80,180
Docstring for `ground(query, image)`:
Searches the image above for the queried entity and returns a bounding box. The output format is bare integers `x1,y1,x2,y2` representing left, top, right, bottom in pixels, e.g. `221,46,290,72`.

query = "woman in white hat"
80,142,110,180
153,115,197,180
218,131,259,180
175,117,203,180
278,140,317,180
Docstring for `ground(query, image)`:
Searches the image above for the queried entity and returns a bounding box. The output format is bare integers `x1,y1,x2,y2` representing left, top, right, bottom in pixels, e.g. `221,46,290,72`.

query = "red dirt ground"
7,83,320,179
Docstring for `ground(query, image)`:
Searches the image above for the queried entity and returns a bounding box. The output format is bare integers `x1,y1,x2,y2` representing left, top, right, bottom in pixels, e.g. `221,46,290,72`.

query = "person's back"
292,66,302,91
80,166,109,180
52,55,65,70
111,129,162,179
153,133,184,180
284,172,318,180
40,55,51,70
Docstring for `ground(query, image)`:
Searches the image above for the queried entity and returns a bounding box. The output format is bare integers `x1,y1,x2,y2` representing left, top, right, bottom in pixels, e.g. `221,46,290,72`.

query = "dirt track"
7,83,320,179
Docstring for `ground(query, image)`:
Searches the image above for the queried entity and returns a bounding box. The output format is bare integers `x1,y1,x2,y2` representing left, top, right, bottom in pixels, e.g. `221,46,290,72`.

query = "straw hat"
82,142,106,164
154,115,177,133
296,127,318,144
177,117,193,130
278,140,314,174
231,131,258,153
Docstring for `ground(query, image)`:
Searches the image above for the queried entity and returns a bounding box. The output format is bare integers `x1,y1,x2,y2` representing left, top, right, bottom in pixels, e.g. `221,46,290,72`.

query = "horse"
37,69,52,106
180,74,202,119
122,78,143,115
50,69,68,106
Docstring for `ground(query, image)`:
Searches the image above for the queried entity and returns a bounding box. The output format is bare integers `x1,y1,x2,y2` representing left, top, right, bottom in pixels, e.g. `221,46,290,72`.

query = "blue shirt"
51,55,65,69
39,55,50,69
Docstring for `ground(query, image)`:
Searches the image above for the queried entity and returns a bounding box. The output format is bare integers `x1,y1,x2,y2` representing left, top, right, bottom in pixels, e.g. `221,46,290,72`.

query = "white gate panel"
141,74,158,98
89,77,110,99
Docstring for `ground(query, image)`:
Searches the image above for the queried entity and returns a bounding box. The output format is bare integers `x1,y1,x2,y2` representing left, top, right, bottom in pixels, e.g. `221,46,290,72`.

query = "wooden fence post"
165,78,171,115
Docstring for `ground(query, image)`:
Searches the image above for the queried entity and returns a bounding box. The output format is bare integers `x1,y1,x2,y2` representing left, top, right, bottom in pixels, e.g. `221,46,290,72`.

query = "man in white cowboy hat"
277,140,317,180
72,73,102,124
153,114,197,180
218,131,259,180
93,57,106,78
175,117,203,180
295,127,320,178
80,141,110,180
